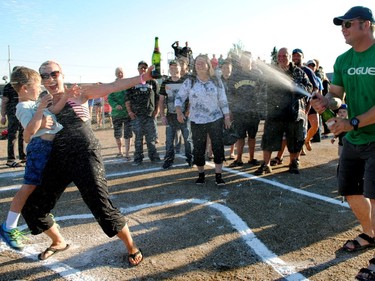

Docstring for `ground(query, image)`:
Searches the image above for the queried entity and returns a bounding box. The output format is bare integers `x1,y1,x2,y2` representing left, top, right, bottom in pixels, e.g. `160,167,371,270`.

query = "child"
0,66,76,250
330,104,348,156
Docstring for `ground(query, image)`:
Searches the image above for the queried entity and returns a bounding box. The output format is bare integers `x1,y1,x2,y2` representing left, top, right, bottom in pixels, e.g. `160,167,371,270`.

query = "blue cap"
339,104,347,110
292,48,303,55
333,6,374,25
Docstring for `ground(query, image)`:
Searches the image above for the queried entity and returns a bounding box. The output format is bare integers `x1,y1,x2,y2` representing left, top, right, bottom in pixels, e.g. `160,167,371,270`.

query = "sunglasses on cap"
40,70,60,80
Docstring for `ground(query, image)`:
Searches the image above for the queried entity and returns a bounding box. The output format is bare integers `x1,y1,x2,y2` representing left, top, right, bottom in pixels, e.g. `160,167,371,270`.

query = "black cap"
333,6,375,25
138,60,148,67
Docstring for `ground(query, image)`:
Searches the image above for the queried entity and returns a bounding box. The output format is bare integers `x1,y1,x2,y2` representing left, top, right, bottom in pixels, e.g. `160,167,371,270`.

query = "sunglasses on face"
342,20,364,29
40,70,60,80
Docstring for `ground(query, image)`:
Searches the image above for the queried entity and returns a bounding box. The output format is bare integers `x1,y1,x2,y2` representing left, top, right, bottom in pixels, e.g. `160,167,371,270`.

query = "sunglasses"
342,20,364,29
40,70,60,80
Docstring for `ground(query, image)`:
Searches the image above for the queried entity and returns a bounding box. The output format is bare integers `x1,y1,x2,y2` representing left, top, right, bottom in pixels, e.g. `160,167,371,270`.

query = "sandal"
343,233,375,252
116,153,124,158
356,258,375,280
38,244,70,260
6,161,23,168
128,248,143,266
270,157,283,166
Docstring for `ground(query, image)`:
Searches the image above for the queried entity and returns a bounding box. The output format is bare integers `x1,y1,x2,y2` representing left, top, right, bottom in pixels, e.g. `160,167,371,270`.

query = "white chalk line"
0,157,346,280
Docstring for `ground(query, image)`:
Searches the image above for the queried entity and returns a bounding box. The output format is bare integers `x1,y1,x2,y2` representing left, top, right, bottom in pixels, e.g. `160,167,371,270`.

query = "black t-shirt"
2,83,19,115
125,80,159,117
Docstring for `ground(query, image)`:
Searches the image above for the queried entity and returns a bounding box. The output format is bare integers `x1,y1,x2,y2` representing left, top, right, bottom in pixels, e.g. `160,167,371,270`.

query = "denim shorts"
24,137,53,185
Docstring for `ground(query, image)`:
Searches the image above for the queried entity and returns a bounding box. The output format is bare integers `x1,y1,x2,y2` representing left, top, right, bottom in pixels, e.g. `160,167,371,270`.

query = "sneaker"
247,159,260,166
228,160,243,167
215,175,226,186
254,164,272,176
132,161,142,166
289,159,300,174
0,223,25,250
186,159,193,167
162,161,173,169
195,177,205,185
151,157,162,163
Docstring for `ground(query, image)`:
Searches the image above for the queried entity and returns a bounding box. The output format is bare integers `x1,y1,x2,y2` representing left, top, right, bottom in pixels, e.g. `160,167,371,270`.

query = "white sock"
5,211,21,230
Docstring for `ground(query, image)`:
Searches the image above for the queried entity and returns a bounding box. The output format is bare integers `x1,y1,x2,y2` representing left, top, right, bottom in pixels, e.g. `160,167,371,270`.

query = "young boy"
0,66,75,250
331,104,348,156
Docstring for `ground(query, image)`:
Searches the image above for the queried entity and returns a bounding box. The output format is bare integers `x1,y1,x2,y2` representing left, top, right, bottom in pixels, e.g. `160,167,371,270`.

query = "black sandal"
128,249,143,267
270,157,283,166
356,258,375,280
343,233,375,252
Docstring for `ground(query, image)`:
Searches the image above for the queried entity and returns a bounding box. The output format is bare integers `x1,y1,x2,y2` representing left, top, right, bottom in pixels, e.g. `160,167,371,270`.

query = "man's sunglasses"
40,70,60,80
342,20,364,29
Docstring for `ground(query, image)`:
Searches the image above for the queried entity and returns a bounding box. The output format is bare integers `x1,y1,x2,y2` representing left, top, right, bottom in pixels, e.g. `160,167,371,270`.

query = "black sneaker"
195,177,205,185
289,159,300,174
162,161,173,169
215,175,226,186
186,159,193,167
247,159,260,166
132,161,142,166
254,164,272,175
228,160,243,167
151,157,162,163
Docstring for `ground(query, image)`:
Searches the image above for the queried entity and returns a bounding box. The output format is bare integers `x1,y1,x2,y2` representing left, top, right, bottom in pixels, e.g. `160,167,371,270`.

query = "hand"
142,66,154,82
128,111,136,120
177,113,185,124
311,92,329,114
224,118,231,129
64,84,81,98
40,93,53,108
116,105,123,110
41,115,54,130
326,117,351,136
0,116,6,125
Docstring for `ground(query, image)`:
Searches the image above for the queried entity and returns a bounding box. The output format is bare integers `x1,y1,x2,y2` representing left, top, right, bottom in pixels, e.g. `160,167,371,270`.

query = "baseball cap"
292,48,303,55
306,60,316,66
138,60,148,67
333,6,374,25
339,104,348,110
169,60,180,66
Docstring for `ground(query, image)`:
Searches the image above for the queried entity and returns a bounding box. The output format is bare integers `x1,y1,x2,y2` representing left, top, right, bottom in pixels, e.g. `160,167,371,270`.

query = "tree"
270,46,278,65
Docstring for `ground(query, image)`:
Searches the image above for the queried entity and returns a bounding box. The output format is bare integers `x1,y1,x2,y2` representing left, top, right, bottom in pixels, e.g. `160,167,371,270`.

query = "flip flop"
6,161,23,168
128,248,143,267
38,244,70,260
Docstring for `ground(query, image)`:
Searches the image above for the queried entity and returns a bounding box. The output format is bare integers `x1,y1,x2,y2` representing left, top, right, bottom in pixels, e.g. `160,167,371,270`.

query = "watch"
350,117,360,131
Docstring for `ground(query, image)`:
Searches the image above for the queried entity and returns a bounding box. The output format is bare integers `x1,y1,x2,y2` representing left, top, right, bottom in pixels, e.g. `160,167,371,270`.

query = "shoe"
254,164,272,176
124,156,132,162
116,153,124,158
186,159,193,167
162,161,173,169
228,160,243,167
215,175,226,186
195,177,205,185
248,159,260,166
229,155,236,160
270,157,283,166
0,223,25,250
132,161,142,166
151,157,162,163
289,159,300,174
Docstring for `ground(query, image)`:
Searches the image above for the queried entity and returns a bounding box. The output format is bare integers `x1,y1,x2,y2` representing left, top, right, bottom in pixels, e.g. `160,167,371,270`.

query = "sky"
0,0,374,84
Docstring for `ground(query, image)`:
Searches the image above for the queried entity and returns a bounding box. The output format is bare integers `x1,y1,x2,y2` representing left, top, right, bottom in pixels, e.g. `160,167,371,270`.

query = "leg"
305,113,319,151
117,224,143,266
38,224,69,260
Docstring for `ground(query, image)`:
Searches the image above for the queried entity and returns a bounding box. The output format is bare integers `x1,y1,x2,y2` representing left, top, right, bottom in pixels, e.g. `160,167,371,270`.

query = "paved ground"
0,121,372,280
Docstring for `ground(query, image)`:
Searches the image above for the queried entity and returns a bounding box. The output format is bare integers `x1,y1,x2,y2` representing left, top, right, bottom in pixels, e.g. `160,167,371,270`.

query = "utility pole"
8,45,11,78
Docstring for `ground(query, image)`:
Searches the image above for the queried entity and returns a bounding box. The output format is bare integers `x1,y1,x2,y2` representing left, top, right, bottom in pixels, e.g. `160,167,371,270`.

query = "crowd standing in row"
0,6,374,280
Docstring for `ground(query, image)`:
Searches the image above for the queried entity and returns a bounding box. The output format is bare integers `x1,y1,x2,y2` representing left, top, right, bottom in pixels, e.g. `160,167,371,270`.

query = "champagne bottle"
312,94,336,125
151,37,161,79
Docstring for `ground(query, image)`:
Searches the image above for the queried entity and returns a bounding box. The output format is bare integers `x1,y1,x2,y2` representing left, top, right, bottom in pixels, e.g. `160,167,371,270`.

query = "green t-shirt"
332,44,375,145
107,90,128,118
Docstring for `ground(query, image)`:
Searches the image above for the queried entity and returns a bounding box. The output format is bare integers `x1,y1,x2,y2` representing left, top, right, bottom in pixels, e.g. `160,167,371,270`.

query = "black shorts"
338,138,375,198
232,112,260,139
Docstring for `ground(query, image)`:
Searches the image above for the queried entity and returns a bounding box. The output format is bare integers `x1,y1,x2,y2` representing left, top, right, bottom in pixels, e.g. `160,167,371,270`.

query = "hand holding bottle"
311,92,329,114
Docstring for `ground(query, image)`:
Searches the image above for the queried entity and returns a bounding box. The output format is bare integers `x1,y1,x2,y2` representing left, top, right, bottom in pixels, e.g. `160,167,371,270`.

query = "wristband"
140,74,146,85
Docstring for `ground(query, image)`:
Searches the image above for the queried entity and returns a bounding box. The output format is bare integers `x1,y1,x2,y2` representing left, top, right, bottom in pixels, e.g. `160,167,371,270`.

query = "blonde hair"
10,66,40,92
39,60,62,74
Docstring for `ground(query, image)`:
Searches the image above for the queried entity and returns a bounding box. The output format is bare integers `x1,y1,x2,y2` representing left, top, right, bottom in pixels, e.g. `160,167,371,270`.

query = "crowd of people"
0,6,374,280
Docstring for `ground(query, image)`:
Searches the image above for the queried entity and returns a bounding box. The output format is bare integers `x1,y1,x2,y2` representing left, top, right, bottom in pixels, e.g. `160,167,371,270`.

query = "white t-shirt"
16,100,63,139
